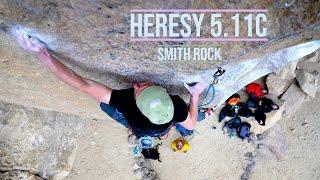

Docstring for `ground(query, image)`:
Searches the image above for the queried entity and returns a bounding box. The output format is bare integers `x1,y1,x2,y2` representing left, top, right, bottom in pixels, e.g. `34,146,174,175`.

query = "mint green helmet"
136,86,174,125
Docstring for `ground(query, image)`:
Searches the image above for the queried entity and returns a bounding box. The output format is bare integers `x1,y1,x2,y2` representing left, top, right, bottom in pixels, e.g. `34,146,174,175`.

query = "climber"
15,30,206,139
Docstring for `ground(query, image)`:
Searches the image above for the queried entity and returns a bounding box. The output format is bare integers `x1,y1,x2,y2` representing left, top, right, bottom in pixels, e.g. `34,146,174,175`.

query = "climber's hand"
16,30,47,56
184,79,207,97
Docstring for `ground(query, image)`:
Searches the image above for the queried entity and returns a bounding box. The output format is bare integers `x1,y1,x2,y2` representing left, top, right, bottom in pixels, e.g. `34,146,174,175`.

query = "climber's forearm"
37,49,89,90
188,94,200,127
178,93,200,130
36,49,112,103
180,81,206,130
14,32,111,103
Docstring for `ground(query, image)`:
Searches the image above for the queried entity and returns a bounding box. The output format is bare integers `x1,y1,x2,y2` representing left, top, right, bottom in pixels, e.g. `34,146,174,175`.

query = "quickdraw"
198,67,225,109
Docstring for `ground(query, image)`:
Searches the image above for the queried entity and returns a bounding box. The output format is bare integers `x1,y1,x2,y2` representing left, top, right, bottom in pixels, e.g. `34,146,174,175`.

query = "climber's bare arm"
179,94,200,130
38,50,112,103
16,31,112,104
179,81,206,130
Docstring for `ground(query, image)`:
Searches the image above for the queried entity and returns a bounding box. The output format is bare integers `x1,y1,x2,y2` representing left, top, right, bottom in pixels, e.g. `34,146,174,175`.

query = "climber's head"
134,83,174,125
134,82,154,98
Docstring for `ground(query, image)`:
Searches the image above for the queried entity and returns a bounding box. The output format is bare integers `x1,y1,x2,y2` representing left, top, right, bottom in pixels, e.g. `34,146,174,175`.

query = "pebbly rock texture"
297,50,320,93
0,1,319,178
0,170,43,180
296,70,318,97
0,0,320,119
280,83,308,116
274,61,298,80
304,50,319,63
0,101,86,179
266,73,293,97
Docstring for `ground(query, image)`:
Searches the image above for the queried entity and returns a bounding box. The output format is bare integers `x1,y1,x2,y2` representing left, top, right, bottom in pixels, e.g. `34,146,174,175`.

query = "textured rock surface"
0,1,319,179
0,101,86,179
275,61,298,80
304,50,319,63
0,1,320,118
251,93,320,180
0,170,43,180
297,50,320,92
296,70,318,97
281,83,308,116
266,73,293,97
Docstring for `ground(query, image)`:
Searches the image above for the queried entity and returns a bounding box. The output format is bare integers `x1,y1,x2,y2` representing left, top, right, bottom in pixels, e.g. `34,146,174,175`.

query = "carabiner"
212,67,225,84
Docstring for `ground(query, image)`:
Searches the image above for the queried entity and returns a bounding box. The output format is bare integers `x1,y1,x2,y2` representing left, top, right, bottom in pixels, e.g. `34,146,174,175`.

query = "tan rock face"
296,70,318,97
0,171,43,180
266,73,293,97
275,61,298,80
1,2,319,178
304,50,319,63
0,101,86,179
297,50,320,93
281,83,308,116
0,1,319,118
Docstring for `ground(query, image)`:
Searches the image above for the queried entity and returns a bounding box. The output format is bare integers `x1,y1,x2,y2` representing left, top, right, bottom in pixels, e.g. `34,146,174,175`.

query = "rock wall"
0,0,319,118
0,101,86,179
0,1,319,179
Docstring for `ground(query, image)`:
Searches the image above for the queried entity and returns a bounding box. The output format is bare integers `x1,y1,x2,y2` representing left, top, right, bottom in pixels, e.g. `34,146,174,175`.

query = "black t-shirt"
105,88,188,137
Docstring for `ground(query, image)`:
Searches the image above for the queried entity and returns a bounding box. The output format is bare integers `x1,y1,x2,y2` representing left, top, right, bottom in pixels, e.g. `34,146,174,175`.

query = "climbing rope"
198,67,225,109
133,136,157,156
